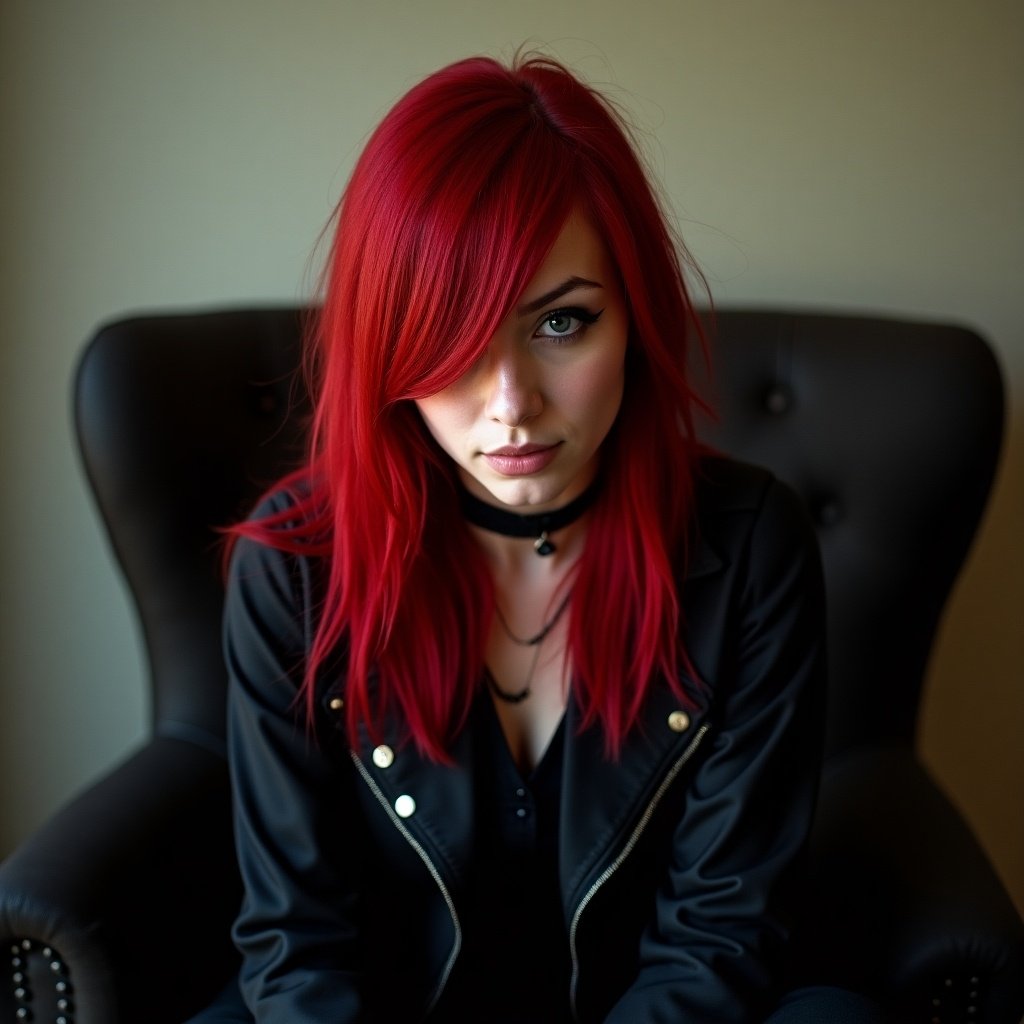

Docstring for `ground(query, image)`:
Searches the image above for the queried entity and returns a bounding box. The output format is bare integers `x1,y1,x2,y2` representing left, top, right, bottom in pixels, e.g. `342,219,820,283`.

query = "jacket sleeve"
605,476,827,1023
224,511,366,1023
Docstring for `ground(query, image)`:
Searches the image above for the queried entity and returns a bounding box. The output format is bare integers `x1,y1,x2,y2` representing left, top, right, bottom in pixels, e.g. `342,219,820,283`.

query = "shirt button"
394,794,416,818
514,787,526,799
516,807,528,819
372,745,395,768
667,710,690,733
328,696,344,711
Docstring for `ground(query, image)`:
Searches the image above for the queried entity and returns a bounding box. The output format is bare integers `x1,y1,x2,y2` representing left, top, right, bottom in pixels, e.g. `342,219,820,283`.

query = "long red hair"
235,54,708,760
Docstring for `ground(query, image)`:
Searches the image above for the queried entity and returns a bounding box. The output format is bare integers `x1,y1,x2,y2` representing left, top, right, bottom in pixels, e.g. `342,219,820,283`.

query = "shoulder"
229,488,304,585
691,453,801,521
225,483,322,654
687,453,821,585
679,456,826,728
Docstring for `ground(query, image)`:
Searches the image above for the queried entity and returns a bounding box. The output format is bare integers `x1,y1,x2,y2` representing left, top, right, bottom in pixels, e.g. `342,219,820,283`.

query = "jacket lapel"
349,716,477,896
558,681,710,914
321,669,477,897
558,529,721,914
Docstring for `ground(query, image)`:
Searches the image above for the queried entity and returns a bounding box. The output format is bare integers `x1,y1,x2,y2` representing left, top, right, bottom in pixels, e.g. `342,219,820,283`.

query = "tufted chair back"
693,310,1004,757
74,307,312,747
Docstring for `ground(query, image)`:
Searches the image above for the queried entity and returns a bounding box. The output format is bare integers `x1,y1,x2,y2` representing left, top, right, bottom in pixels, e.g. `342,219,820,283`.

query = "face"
415,209,628,512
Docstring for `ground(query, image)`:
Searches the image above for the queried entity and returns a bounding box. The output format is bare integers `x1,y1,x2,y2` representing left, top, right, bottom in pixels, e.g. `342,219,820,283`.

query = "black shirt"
427,692,571,1023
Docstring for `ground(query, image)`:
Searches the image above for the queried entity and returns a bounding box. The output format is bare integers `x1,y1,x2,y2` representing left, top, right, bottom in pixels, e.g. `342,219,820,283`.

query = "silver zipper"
350,751,462,1013
568,723,710,1020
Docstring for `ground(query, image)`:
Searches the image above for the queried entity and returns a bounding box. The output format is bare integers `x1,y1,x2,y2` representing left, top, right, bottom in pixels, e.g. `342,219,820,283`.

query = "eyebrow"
516,276,601,316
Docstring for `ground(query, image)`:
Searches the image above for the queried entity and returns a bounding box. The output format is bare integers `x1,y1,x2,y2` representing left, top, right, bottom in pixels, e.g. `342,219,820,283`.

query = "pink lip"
482,442,561,476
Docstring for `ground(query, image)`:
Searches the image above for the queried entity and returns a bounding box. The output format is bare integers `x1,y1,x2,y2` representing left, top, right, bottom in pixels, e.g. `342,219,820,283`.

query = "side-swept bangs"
327,58,587,413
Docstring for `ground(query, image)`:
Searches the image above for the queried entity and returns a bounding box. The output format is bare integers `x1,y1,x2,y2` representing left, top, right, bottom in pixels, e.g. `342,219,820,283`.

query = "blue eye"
535,306,604,341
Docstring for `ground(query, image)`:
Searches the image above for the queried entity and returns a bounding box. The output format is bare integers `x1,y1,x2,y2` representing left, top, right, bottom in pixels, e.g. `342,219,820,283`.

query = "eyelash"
534,306,605,343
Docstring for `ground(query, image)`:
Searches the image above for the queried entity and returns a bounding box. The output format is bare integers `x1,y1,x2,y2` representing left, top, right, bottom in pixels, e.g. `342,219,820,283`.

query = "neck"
457,477,600,564
468,514,589,576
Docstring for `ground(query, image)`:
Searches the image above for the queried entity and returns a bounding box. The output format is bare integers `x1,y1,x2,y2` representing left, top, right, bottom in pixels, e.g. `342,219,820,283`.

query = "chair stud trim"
7,937,75,1023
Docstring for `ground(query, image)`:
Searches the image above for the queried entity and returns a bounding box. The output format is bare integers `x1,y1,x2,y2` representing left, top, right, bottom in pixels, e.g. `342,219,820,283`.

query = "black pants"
766,986,890,1022
189,976,889,1023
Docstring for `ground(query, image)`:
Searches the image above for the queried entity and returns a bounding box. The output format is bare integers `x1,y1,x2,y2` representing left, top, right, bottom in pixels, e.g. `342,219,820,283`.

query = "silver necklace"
493,591,572,647
484,645,542,705
486,591,571,703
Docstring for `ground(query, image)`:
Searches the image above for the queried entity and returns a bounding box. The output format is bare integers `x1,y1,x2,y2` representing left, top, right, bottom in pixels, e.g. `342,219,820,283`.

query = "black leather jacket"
225,457,826,1023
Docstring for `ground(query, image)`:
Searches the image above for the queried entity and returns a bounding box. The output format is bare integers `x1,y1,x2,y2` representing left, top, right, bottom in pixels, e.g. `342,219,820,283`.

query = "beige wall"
1,0,1021,912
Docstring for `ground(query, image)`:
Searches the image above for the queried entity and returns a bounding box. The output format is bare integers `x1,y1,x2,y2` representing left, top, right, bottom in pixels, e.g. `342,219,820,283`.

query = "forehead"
518,209,615,303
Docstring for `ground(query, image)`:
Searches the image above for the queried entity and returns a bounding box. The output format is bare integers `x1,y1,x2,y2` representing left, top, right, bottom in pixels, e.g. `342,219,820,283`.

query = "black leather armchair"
2,307,1022,1024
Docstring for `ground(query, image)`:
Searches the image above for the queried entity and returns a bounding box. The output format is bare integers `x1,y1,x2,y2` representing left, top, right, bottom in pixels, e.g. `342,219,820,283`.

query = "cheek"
564,345,627,430
414,395,470,458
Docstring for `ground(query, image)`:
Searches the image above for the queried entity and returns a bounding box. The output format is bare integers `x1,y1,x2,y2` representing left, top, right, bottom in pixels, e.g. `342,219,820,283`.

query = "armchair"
1,307,1021,1024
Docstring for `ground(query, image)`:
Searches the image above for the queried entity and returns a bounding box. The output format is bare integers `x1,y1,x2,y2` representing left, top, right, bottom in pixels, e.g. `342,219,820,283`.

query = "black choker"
459,480,600,556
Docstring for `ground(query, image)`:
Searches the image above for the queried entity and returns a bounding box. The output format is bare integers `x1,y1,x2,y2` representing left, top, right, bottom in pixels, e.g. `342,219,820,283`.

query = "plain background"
1,1,1021,913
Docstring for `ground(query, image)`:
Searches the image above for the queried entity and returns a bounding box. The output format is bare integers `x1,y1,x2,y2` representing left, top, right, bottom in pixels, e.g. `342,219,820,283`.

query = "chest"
485,622,569,771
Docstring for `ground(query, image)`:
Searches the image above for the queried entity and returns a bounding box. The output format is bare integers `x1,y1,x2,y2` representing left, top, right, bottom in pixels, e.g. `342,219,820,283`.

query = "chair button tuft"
763,386,792,415
813,498,842,527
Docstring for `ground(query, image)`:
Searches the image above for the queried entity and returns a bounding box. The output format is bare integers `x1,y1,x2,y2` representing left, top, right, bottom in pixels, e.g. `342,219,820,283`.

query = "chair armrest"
0,736,240,1024
791,745,1024,1024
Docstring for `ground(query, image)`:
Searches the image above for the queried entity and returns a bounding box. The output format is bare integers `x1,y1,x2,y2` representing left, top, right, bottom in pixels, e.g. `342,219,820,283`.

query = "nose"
482,344,542,428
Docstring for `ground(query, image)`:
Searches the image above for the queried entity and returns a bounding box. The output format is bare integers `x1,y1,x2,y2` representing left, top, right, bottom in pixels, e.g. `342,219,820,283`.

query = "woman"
197,54,885,1023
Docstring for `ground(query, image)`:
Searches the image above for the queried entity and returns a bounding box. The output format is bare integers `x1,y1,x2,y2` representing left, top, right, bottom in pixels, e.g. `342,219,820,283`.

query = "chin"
482,482,544,510
485,475,575,511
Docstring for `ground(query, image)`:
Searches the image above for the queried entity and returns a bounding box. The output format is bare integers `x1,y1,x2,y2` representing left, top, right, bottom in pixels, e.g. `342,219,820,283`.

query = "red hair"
236,54,708,760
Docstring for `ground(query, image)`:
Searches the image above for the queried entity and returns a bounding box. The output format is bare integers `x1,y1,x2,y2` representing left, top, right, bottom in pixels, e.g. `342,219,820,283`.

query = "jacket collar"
336,526,724,908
